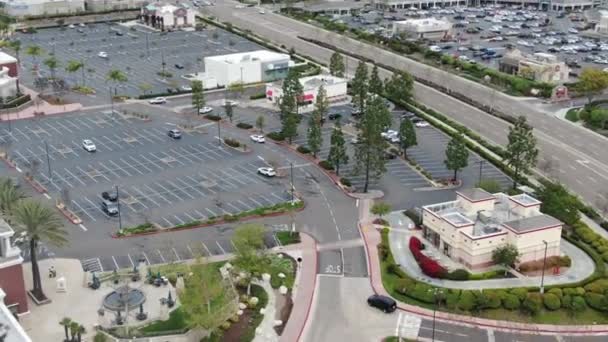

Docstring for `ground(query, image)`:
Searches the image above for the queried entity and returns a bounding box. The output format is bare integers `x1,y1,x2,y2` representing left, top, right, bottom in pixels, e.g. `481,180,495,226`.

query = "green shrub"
502,294,520,310
584,293,608,312
340,178,352,187
584,279,608,294
408,283,436,304
387,263,407,278
266,131,285,141
457,291,476,311
297,145,311,154
249,93,266,100
223,138,241,148
236,122,253,129
543,293,561,311
476,179,503,193
562,294,572,308
481,291,502,309
318,160,334,170
510,288,529,302
445,289,461,309
522,293,543,315
572,296,587,312
547,288,563,299
446,269,470,281
394,278,415,295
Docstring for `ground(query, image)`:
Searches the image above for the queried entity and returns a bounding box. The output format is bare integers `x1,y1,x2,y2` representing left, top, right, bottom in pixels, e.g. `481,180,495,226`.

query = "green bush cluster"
236,122,253,129
578,105,608,130
339,177,352,187
318,160,334,170
223,138,241,148
296,145,311,154
266,131,285,141
117,222,156,237
249,93,266,100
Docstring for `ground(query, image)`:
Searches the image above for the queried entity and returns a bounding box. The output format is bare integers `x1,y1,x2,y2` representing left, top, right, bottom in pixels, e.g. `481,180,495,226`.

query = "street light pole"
116,185,122,231
109,86,114,114
217,119,221,146
540,240,548,294
431,289,437,342
290,161,294,203
44,140,52,179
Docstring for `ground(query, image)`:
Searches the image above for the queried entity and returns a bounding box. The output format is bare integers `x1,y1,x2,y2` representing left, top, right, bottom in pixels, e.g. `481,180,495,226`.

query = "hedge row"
409,236,446,278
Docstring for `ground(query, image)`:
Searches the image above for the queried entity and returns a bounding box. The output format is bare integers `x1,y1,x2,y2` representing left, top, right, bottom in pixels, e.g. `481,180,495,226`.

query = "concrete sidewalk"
0,86,82,121
278,233,317,342
360,214,608,334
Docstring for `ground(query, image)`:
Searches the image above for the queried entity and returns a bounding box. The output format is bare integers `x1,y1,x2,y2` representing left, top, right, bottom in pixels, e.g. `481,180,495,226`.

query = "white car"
149,97,167,104
235,4,245,8
180,85,192,91
223,99,239,107
381,130,398,139
68,24,75,29
199,106,213,114
82,139,96,152
257,167,276,177
250,135,265,143
79,23,85,27
259,9,265,14
415,121,430,128
98,51,108,59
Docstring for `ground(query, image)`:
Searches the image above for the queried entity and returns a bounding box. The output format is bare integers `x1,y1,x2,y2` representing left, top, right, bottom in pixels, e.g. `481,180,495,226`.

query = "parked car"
223,100,239,107
180,85,192,91
174,63,184,69
101,200,119,216
257,167,276,177
149,97,167,104
101,191,118,202
98,51,108,58
199,106,213,114
328,113,342,120
115,31,124,36
415,121,430,128
168,129,182,139
250,135,265,143
82,139,96,152
367,294,397,313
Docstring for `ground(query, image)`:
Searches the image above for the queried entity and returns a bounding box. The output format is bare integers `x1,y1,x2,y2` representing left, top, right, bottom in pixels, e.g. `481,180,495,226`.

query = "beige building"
392,17,452,40
422,189,562,270
499,49,570,84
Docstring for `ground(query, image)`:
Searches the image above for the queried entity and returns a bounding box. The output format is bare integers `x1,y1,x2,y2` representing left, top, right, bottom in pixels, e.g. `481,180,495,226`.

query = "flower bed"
116,222,157,237
409,236,447,278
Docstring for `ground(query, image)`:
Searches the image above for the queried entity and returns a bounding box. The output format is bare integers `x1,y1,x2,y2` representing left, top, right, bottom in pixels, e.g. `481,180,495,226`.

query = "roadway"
202,1,608,209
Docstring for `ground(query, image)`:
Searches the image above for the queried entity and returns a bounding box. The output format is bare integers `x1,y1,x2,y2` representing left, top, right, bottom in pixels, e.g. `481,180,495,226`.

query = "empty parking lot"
16,23,261,98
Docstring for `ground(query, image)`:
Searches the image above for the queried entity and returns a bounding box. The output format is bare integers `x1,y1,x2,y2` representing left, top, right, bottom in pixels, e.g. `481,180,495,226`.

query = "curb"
112,201,306,239
23,175,47,194
294,235,318,342
360,225,608,335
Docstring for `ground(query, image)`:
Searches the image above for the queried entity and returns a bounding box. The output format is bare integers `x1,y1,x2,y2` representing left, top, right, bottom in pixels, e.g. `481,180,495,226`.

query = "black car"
400,111,416,120
410,117,423,123
174,64,185,69
328,113,342,121
168,129,182,139
101,200,119,216
101,191,118,202
367,294,397,313
384,152,397,160
115,31,124,36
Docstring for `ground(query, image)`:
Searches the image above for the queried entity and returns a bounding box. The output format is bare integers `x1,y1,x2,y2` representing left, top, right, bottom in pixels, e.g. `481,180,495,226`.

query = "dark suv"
367,294,397,313
102,191,118,202
168,129,182,139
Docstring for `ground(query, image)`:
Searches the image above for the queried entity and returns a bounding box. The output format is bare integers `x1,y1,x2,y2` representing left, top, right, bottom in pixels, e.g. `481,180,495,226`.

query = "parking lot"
15,22,261,98
328,4,605,77
1,106,292,230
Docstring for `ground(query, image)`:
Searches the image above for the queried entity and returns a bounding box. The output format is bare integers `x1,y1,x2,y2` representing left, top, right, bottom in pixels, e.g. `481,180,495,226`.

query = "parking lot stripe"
132,185,160,207
204,207,217,217
74,166,98,184
172,248,181,261
154,182,183,202
238,199,253,210
71,199,96,222
98,136,115,151
111,256,119,270
144,184,172,204
187,245,195,258
183,212,196,221
97,163,122,179
137,154,162,170
83,196,110,219
27,147,45,163
13,128,30,141
173,215,185,225
109,159,132,177
248,196,264,207
162,217,173,227
158,151,186,166
175,178,207,197
201,242,211,256
157,250,166,263
166,180,196,200
121,157,145,175
127,254,135,268
270,192,286,202
216,241,226,254
142,251,151,265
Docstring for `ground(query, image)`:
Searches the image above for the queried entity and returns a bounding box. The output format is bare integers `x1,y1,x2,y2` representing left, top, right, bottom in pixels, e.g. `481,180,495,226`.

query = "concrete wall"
508,227,562,263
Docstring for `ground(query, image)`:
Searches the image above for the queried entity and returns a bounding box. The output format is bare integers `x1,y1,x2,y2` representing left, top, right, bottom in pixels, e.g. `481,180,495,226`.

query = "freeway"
202,2,608,209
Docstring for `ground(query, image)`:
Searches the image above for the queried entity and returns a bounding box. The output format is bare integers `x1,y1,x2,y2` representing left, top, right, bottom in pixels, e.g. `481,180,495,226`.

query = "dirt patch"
221,309,253,342
273,290,293,336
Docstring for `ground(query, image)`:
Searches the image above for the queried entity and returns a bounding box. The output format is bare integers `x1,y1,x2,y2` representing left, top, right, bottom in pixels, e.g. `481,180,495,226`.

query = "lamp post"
290,161,295,203
116,185,122,231
44,140,52,180
431,288,439,342
540,240,548,294
217,116,221,147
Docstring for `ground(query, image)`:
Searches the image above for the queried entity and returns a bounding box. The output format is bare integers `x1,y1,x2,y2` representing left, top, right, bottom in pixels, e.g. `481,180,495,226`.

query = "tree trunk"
336,162,340,176
453,169,457,181
77,332,82,342
30,238,44,299
512,165,519,189
363,149,370,193
63,326,69,342
81,67,85,87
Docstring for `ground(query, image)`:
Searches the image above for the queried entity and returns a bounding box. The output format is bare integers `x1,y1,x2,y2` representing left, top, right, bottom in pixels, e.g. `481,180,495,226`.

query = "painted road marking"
79,224,87,231
43,193,51,199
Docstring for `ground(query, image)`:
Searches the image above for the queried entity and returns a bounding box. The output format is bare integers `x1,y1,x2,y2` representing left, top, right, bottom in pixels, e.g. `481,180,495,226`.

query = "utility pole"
44,140,52,179
290,161,294,203
540,240,548,294
161,50,166,77
109,86,114,115
217,119,221,146
145,32,150,57
116,185,123,231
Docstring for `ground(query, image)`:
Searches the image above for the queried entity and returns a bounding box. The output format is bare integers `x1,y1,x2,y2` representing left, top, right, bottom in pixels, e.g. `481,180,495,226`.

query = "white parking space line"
248,196,264,207
126,155,153,173
83,196,110,219
173,215,185,225
144,184,172,204
193,209,206,219
187,244,195,258
157,250,166,263
201,242,211,256
166,180,196,200
13,128,30,140
138,154,163,170
175,178,207,197
183,212,196,221
216,241,226,254
121,157,145,175
154,182,183,202
29,147,47,162
131,185,160,207
127,254,134,268
227,202,241,213
112,256,119,270
173,248,181,261
71,200,96,222
97,163,122,179
109,159,131,177
162,217,173,227
238,200,254,210
142,252,151,265
205,207,217,217
270,192,286,202
75,166,98,184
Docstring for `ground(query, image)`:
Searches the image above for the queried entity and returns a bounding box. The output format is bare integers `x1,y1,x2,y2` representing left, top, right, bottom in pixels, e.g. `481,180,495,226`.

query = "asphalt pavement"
202,1,608,212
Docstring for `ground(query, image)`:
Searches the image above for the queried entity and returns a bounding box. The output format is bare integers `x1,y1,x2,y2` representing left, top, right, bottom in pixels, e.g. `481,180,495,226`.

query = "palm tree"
59,317,71,342
43,56,60,80
25,45,43,67
0,177,24,219
12,199,68,301
65,60,85,87
69,321,79,342
76,324,85,342
10,40,22,93
106,69,128,113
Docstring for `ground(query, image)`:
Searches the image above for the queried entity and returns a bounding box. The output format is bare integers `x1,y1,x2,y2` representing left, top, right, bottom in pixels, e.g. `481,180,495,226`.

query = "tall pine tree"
191,80,205,114
329,52,345,78
385,71,414,102
354,95,390,193
398,118,417,157
351,61,369,114
328,118,349,176
369,64,383,95
505,116,538,189
307,85,327,158
280,70,303,143
444,132,469,182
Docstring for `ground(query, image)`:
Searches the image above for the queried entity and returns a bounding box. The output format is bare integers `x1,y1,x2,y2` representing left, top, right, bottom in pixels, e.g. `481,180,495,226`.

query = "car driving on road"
149,97,167,104
82,139,96,152
257,167,276,177
199,106,213,114
367,294,397,313
250,135,265,143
